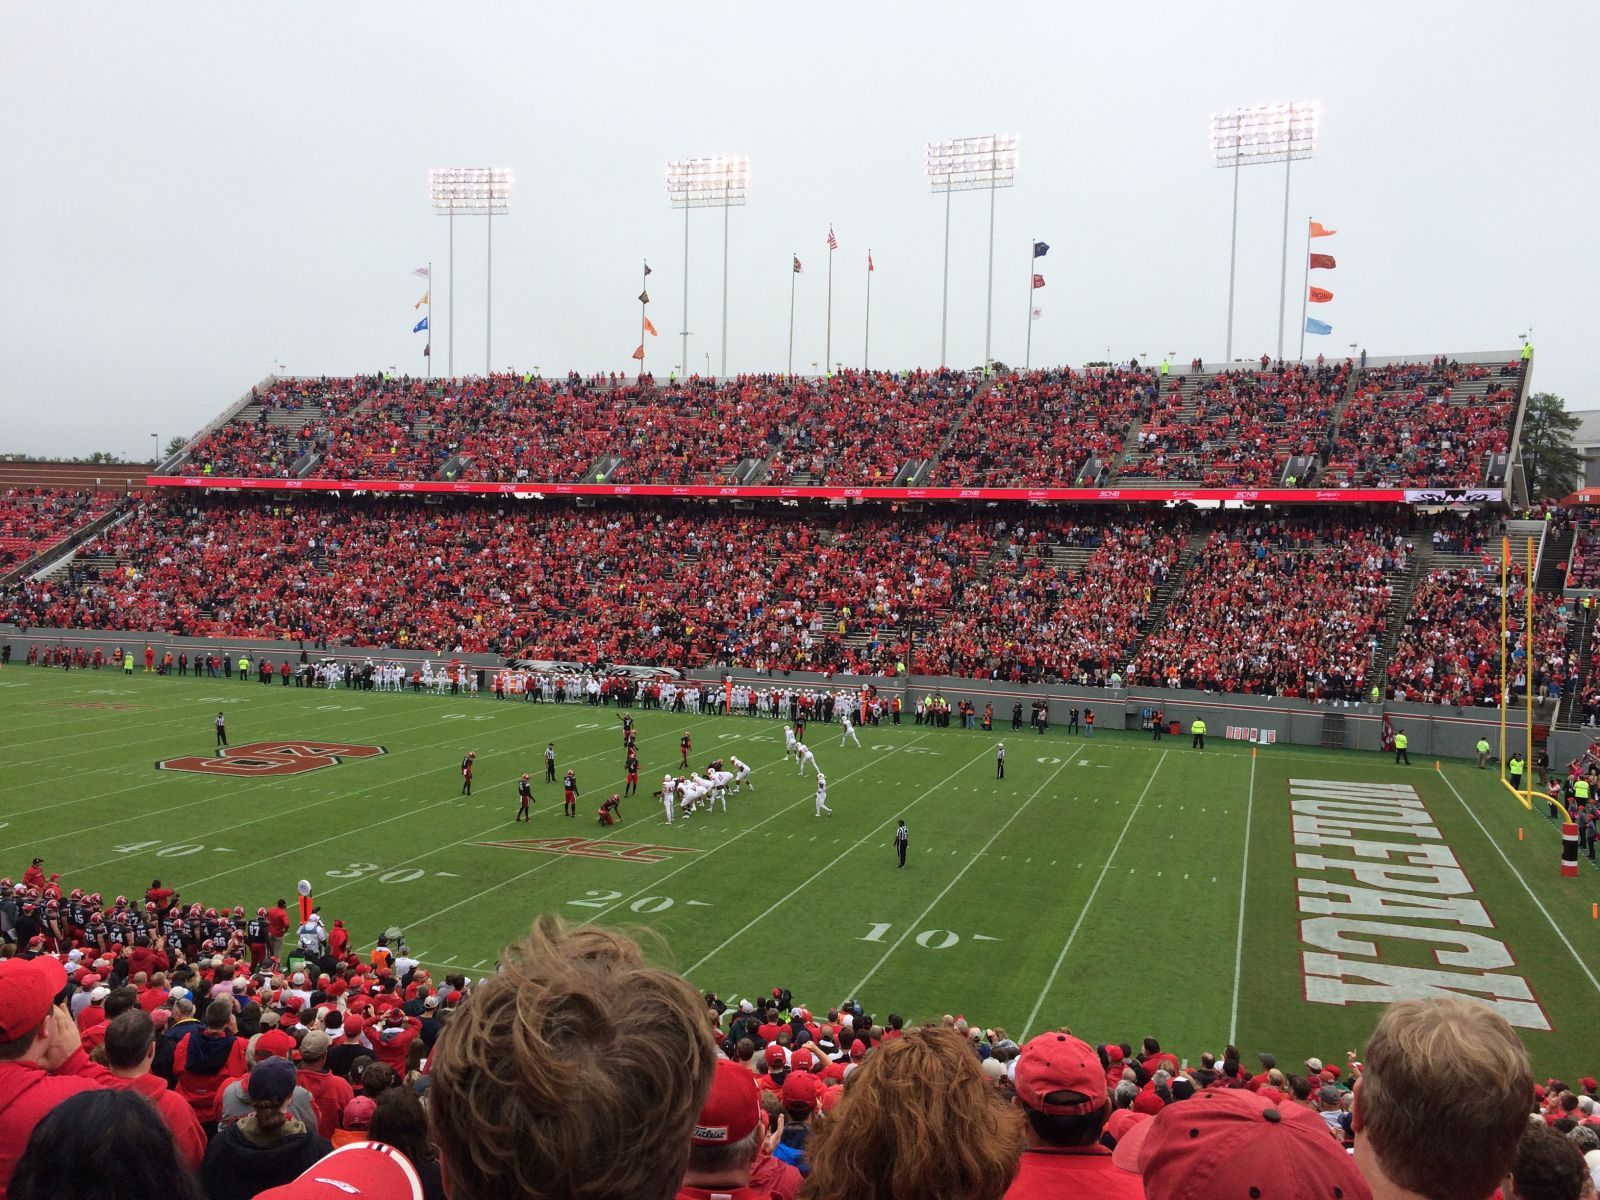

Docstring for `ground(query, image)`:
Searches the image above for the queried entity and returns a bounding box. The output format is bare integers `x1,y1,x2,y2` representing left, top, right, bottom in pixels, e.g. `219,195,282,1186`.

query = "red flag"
1309,221,1337,238
631,345,645,361
868,251,874,272
1309,253,1336,270
1032,274,1045,289
643,316,658,336
1308,287,1333,303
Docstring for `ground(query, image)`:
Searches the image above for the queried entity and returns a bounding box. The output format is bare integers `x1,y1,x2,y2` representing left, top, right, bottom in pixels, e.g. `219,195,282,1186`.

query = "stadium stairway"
0,503,134,589
1126,527,1206,653
1556,601,1596,730
1369,546,1423,692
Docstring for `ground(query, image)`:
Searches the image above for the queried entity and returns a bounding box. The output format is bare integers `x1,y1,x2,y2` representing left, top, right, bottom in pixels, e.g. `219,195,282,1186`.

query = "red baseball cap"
0,957,65,1040
1582,1076,1598,1091
254,1029,298,1060
763,1044,786,1068
781,1071,822,1112
255,1142,424,1200
1105,1108,1150,1145
1014,1033,1109,1116
692,1060,761,1146
1115,1087,1373,1200
790,1047,815,1073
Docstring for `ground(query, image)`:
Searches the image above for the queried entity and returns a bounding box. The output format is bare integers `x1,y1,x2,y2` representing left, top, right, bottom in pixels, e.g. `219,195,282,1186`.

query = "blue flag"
1033,241,1050,258
1305,317,1332,335
413,316,429,333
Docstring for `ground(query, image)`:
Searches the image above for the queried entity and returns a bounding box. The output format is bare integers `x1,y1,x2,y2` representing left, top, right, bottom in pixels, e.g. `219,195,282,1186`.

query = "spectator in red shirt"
7,1089,204,1200
99,1009,206,1171
679,1059,779,1200
171,997,248,1122
0,956,116,1200
1004,1031,1142,1200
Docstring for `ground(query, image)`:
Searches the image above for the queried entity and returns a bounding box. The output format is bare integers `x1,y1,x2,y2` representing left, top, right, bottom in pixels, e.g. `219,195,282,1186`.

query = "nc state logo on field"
157,740,387,778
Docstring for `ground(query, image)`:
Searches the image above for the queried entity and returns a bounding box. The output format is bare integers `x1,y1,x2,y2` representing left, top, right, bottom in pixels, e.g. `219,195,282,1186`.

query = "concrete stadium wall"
1,624,1543,764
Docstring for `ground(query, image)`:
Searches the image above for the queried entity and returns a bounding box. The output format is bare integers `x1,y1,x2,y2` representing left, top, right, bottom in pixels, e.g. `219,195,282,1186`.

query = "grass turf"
4,665,1598,1077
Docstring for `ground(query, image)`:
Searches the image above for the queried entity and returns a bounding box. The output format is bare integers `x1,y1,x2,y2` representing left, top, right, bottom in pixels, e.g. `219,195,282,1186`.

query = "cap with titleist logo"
692,1059,761,1145
254,1141,425,1200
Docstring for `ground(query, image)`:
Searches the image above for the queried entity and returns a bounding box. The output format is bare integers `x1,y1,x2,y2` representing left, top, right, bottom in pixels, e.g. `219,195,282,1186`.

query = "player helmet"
88,892,101,905
0,879,10,888
257,907,267,917
145,901,157,911
233,906,244,917
522,773,530,780
189,903,202,916
90,912,104,924
205,907,218,919
114,895,127,907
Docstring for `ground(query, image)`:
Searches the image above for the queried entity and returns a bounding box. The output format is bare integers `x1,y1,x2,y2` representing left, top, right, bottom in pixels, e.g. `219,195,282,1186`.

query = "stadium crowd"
0,893,1592,1200
169,357,1522,491
0,488,116,573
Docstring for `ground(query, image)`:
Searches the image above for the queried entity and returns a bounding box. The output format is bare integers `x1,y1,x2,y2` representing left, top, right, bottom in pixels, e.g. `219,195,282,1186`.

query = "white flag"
412,265,431,278
1031,307,1042,320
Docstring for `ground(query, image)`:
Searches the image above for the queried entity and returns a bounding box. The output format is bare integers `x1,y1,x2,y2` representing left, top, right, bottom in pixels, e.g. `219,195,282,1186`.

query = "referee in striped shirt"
895,820,908,868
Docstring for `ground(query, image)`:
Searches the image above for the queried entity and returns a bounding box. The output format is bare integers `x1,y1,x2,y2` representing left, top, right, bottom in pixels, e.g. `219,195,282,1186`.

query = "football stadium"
4,5,1600,1200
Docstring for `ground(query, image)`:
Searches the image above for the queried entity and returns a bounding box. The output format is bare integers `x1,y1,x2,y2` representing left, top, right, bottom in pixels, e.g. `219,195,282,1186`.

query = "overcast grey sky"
2,0,1595,459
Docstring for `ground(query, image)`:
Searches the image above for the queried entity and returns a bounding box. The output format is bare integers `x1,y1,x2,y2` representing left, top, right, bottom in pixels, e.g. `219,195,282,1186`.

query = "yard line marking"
1022,749,1168,1038
1434,764,1600,998
1228,750,1257,1044
845,751,1079,999
680,742,997,976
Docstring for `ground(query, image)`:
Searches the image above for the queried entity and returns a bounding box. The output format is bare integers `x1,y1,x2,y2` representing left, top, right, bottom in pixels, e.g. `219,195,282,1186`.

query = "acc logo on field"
157,740,387,778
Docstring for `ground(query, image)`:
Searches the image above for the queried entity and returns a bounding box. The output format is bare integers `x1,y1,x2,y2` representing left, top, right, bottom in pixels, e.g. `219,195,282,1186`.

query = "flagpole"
1224,140,1239,363
640,260,648,379
788,255,796,377
1024,242,1035,371
864,251,872,372
1276,150,1292,363
448,212,455,378
486,204,494,376
721,201,730,379
426,261,433,380
825,230,834,375
681,205,690,380
984,135,997,372
1298,217,1312,362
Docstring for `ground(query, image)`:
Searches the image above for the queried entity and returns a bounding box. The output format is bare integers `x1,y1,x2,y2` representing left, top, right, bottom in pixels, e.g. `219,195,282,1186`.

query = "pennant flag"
412,266,430,278
1309,253,1337,270
631,345,646,361
1032,274,1045,289
1031,307,1042,320
1305,317,1332,335
1033,241,1050,258
638,290,650,305
423,343,430,357
412,316,429,333
827,227,838,251
414,292,429,309
643,316,658,337
1309,221,1337,238
868,251,874,272
793,255,803,274
644,263,653,276
1308,286,1334,303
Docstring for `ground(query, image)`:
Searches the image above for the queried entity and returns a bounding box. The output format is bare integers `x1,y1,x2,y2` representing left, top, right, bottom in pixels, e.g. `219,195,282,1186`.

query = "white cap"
89,986,110,1002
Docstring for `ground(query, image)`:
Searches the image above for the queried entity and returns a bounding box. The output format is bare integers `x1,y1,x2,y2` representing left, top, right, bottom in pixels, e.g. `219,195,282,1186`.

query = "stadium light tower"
925,134,1018,369
429,167,513,377
665,155,750,378
1209,103,1318,362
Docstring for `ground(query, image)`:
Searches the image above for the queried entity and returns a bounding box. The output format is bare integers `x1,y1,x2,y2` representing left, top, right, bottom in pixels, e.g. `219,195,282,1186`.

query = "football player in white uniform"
839,712,862,748
730,755,754,793
814,772,832,817
796,743,819,776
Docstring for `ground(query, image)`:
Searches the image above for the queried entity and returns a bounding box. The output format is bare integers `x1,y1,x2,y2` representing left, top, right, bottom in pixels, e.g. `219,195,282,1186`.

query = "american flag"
827,227,837,251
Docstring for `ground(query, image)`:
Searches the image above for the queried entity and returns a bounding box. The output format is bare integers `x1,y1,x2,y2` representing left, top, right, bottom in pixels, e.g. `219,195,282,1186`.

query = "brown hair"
103,1010,157,1070
1359,998,1533,1200
428,917,716,1200
802,1027,1023,1200
251,1096,288,1138
1510,1119,1589,1200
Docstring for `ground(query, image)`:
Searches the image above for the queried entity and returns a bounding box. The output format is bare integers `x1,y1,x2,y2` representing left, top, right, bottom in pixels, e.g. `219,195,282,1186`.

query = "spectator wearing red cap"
1004,1031,1142,1200
805,1026,1023,1200
1352,998,1533,1200
774,1070,823,1174
100,1010,206,1171
252,1141,427,1200
0,956,116,1199
1114,1086,1372,1200
200,1057,333,1200
371,1011,423,1074
679,1059,779,1200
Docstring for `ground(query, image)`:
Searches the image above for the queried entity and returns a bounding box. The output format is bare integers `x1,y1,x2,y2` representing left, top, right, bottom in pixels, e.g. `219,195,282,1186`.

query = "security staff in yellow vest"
1475,737,1491,769
238,654,250,681
1575,777,1591,813
1393,729,1410,766
1508,755,1525,791
1190,718,1206,750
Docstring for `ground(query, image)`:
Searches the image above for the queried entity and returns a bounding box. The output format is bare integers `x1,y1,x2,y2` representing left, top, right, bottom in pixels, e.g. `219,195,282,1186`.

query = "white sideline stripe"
844,749,1082,999
681,740,1000,978
1228,751,1257,1045
398,733,932,941
1433,764,1600,998
1022,749,1169,1039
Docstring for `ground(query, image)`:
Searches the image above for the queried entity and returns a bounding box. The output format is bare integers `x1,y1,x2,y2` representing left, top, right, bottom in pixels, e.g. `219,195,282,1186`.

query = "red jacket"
106,1071,206,1171
371,1017,422,1073
297,1067,354,1139
171,1029,248,1121
0,1049,116,1199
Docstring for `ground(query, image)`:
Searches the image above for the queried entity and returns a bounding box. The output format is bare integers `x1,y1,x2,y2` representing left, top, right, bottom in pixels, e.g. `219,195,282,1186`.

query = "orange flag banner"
1308,287,1334,303
1309,221,1338,238
643,316,659,337
631,345,645,361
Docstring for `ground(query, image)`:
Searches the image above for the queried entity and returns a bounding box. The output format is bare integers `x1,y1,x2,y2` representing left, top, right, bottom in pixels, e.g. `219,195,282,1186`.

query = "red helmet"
69,888,84,900
88,892,102,905
0,878,10,888
257,907,267,917
144,901,156,911
201,940,215,951
114,896,127,907
205,908,218,919
189,903,202,916
232,906,244,917
90,912,104,924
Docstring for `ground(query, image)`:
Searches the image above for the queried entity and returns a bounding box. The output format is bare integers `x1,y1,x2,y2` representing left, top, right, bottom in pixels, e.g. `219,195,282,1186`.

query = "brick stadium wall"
0,461,153,495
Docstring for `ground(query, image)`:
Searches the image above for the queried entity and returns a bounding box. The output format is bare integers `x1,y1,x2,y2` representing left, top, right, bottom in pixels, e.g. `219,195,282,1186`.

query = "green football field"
4,665,1598,1077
